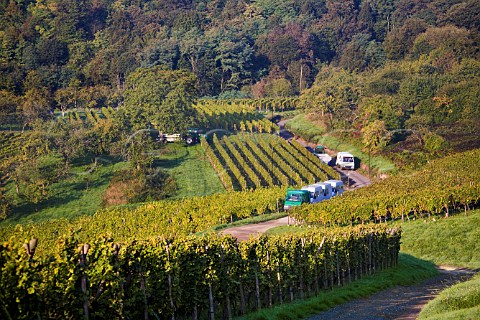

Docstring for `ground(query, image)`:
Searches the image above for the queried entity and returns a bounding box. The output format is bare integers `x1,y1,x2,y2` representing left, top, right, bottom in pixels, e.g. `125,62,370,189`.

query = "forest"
0,0,479,218
1,0,478,102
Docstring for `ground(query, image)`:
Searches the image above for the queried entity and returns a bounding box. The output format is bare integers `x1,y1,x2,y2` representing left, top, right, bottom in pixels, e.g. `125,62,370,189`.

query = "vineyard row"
0,225,400,320
292,149,480,226
0,187,286,256
203,134,338,191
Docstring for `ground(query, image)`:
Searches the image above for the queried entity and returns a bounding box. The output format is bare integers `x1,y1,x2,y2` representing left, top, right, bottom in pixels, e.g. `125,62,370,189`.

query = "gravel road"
306,266,475,320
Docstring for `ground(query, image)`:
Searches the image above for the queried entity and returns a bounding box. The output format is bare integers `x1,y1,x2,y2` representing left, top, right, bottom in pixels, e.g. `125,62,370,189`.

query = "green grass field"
2,143,224,225
3,160,127,224
419,273,480,320
283,113,325,141
156,143,225,199
400,210,480,269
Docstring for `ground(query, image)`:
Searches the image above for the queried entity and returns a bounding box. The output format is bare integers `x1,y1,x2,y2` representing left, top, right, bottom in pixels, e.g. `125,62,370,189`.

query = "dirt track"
220,216,291,241
306,266,475,320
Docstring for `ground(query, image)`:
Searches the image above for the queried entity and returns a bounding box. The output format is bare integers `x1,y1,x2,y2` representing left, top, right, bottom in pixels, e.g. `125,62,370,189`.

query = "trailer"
325,180,344,196
311,182,333,201
283,180,343,210
301,184,325,204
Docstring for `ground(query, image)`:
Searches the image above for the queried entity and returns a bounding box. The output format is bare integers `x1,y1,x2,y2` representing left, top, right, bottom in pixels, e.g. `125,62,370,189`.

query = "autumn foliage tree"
123,67,199,132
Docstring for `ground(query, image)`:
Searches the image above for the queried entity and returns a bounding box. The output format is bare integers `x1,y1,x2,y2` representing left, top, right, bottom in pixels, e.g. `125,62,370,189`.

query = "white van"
325,180,344,197
336,152,355,170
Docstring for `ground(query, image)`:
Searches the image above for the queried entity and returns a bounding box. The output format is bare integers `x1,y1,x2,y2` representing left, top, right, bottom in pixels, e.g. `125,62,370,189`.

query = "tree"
54,78,83,116
14,154,63,207
255,23,314,70
0,90,20,127
22,87,52,127
383,18,428,60
266,78,293,97
0,186,10,220
411,25,473,62
360,95,402,131
299,67,360,128
362,119,390,153
215,39,254,92
43,119,88,171
123,67,198,132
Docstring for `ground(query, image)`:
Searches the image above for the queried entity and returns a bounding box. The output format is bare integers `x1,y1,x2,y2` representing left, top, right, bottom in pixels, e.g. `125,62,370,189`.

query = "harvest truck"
283,180,344,210
283,190,310,211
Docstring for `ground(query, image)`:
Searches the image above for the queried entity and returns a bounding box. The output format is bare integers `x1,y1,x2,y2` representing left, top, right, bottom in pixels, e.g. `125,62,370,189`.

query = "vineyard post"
368,234,372,275
205,245,215,320
165,244,175,320
255,269,261,311
323,248,328,289
335,249,340,287
266,250,273,307
208,284,215,320
368,147,371,179
23,238,38,262
276,262,283,304
235,243,246,315
79,243,90,320
345,239,352,284
299,238,306,299
315,236,326,294
220,244,232,320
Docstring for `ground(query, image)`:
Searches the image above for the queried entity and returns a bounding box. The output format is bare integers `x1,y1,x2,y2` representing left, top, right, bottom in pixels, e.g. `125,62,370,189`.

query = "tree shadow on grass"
153,150,189,170
6,171,114,223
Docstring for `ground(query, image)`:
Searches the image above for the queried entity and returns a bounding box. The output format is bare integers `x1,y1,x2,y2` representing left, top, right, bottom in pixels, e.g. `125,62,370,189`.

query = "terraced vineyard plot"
0,132,25,158
0,132,28,180
194,100,279,133
202,133,339,191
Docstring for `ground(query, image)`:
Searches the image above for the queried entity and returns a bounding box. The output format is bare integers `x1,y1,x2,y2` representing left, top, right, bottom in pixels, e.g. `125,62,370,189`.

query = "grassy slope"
2,143,224,225
400,210,480,269
283,113,325,141
3,161,127,224
157,143,225,199
419,273,480,320
285,113,396,174
399,210,480,320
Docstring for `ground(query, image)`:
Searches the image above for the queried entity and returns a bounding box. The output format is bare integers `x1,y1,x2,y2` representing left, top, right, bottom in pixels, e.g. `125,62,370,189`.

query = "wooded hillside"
1,0,478,116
